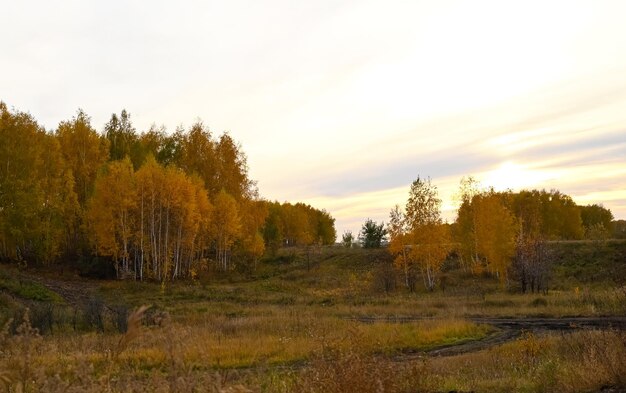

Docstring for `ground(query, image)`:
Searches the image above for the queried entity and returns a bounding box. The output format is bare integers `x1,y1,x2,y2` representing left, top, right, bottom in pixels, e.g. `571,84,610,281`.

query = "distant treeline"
384,177,617,293
455,186,616,243
453,182,616,291
0,103,336,279
263,201,337,253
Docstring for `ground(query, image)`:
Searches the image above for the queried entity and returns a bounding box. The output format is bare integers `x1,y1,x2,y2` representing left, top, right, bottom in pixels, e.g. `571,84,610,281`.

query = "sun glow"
482,162,557,192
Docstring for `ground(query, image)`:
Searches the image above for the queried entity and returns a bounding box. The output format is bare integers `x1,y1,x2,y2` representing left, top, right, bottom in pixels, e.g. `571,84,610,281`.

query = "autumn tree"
133,157,162,279
56,109,109,207
216,132,254,200
261,202,335,253
83,156,215,281
188,175,213,273
236,198,268,271
211,190,241,271
159,128,186,167
177,122,218,195
315,209,337,245
456,184,588,286
104,110,143,166
388,204,413,289
86,158,136,277
473,191,517,284
0,102,337,276
580,204,614,238
0,103,79,264
454,176,481,271
161,166,201,280
282,203,314,246
541,191,583,239
139,125,168,165
404,177,450,291
505,189,584,240
263,202,285,254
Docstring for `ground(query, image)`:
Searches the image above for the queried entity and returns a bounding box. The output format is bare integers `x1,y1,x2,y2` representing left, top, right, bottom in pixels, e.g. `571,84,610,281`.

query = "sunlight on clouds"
300,186,408,233
482,162,559,192
488,128,558,154
575,190,626,204
2,0,626,230
299,175,463,235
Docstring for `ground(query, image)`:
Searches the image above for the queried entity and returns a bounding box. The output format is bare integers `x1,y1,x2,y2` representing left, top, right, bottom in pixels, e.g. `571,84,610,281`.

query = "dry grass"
1,245,624,391
0,306,488,392
5,307,623,392
285,342,434,393
424,329,626,392
115,304,150,358
268,329,626,393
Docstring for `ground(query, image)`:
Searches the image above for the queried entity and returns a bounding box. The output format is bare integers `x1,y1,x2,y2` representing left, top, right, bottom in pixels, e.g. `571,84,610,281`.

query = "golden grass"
423,329,626,393
1,245,624,391
272,329,626,393
0,307,489,392
24,311,489,369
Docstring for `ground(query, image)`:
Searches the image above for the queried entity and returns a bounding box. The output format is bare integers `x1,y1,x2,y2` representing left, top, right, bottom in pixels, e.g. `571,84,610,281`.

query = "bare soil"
351,315,626,357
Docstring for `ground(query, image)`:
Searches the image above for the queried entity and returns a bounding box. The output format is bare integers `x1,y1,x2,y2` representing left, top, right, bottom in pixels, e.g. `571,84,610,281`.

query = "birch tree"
211,190,241,271
86,158,136,277
404,177,450,291
388,205,413,289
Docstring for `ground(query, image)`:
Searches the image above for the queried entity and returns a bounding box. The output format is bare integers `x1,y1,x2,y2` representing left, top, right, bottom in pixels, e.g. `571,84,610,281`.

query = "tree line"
363,176,616,292
0,102,336,279
454,179,615,291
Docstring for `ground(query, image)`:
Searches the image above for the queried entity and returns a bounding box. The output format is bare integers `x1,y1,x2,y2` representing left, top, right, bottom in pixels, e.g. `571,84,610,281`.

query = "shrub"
529,297,548,307
83,298,104,332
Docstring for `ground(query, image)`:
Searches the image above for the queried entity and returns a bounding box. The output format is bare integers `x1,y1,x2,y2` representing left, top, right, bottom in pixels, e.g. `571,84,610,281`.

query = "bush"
111,304,130,333
529,297,548,307
371,261,396,294
83,298,104,332
29,303,55,334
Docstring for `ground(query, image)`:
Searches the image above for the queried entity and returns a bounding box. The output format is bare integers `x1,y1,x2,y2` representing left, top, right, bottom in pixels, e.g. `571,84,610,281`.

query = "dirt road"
349,315,626,357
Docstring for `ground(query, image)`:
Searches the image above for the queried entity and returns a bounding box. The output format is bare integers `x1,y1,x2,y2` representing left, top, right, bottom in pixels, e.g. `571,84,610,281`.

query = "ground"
0,243,625,392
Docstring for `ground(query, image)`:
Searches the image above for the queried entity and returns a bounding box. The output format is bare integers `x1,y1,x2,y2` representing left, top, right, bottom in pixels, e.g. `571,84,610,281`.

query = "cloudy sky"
2,0,626,234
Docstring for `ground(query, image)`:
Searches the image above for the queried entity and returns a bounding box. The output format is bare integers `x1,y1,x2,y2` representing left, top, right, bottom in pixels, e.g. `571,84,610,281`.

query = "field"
1,242,625,392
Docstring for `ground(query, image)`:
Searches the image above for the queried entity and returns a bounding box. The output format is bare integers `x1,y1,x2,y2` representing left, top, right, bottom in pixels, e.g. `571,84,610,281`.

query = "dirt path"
17,269,99,308
350,315,626,357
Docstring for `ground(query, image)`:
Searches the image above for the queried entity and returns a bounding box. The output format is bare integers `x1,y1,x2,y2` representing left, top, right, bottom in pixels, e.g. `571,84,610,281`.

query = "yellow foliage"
212,190,241,270
473,192,517,283
86,158,136,275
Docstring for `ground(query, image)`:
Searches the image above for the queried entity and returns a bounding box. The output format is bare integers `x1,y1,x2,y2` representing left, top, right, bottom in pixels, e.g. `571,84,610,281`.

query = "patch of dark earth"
21,272,99,308
347,315,626,358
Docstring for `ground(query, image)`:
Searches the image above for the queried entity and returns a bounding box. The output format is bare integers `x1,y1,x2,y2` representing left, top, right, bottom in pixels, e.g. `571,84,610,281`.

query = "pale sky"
2,0,626,235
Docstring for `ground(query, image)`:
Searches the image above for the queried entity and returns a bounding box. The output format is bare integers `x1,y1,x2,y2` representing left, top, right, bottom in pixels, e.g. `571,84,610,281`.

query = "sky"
2,0,626,235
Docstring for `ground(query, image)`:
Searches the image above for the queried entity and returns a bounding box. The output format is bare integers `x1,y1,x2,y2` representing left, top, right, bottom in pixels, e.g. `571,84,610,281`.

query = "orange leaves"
211,190,241,271
86,158,136,274
86,157,216,280
56,110,109,206
0,102,337,273
473,192,517,282
455,187,517,284
0,104,79,263
397,177,452,291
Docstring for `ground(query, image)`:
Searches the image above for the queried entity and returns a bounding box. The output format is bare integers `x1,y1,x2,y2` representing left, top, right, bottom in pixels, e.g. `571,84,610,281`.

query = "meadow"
1,243,625,392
